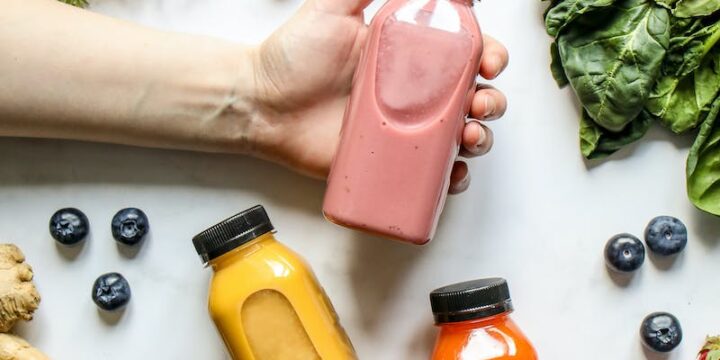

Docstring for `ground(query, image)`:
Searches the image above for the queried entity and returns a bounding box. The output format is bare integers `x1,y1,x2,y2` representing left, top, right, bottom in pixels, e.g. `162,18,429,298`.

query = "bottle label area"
375,11,472,127
242,289,321,360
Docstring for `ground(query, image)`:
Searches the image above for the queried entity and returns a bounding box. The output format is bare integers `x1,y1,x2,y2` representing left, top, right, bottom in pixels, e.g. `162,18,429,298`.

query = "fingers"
451,34,507,193
479,34,509,80
469,85,506,121
448,161,470,194
460,121,493,157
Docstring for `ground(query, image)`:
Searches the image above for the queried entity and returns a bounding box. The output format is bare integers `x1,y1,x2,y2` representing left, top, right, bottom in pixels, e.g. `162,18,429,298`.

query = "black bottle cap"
192,205,275,264
430,278,513,324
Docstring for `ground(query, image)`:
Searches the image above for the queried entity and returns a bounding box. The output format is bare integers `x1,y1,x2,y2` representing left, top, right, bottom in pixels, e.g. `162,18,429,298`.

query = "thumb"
312,0,374,15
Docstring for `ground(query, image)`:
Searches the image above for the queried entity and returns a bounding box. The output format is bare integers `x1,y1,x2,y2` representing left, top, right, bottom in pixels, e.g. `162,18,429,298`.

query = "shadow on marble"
11,319,31,339
0,138,323,215
54,235,88,261
583,125,696,170
691,209,720,249
642,344,672,360
535,0,547,27
97,306,127,326
647,250,684,272
348,232,426,332
408,321,437,359
116,239,144,259
605,265,639,288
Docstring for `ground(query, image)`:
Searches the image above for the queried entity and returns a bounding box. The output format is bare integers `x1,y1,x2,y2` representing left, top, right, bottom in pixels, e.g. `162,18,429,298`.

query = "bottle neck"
436,310,513,329
208,232,276,271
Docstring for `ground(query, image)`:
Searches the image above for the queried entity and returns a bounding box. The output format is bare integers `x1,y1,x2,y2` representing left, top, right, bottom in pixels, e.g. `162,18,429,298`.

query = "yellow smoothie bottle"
192,205,357,360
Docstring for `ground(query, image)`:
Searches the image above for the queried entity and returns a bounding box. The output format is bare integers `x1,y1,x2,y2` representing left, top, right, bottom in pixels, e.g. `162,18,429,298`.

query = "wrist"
235,43,288,163
193,42,263,155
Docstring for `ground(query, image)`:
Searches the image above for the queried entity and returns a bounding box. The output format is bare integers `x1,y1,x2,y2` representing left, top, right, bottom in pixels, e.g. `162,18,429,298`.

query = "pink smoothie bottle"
323,0,483,245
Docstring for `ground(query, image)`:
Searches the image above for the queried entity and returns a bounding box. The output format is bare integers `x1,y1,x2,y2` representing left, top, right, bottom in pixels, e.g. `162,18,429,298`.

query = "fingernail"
492,56,503,78
483,97,496,118
451,172,471,194
475,127,486,148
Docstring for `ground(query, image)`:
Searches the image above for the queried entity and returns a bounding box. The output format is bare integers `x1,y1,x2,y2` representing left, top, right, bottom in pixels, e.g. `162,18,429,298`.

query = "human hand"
248,0,509,193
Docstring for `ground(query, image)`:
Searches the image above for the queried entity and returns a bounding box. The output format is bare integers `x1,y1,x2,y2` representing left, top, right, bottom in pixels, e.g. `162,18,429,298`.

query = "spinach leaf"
665,19,720,77
647,75,702,132
550,42,570,87
695,43,720,105
647,31,720,133
668,16,705,37
558,0,670,132
654,0,679,9
674,0,720,18
580,112,602,157
543,0,564,20
58,0,87,7
580,110,654,158
545,0,617,37
687,96,720,215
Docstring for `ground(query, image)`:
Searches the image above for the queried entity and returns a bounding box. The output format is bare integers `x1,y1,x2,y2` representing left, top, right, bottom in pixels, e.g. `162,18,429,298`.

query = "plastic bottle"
323,0,484,245
192,205,356,360
429,278,538,359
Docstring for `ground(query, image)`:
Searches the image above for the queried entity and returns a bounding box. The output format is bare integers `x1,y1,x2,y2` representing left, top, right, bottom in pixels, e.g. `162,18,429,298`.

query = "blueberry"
604,233,645,272
111,208,149,246
49,208,89,245
92,272,131,311
645,216,687,256
640,312,682,352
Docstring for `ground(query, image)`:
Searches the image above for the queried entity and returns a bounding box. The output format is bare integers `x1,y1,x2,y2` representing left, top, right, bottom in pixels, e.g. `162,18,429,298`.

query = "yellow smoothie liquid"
193,206,356,360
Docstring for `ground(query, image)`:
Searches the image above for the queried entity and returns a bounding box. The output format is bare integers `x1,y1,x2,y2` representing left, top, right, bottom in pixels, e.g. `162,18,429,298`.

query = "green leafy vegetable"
654,0,720,17
665,19,720,77
668,16,704,36
646,44,720,133
695,44,720,104
654,0,680,10
59,0,88,8
543,0,564,19
580,110,654,158
674,0,720,18
545,0,617,37
687,96,720,214
557,0,670,132
544,0,720,216
550,42,570,87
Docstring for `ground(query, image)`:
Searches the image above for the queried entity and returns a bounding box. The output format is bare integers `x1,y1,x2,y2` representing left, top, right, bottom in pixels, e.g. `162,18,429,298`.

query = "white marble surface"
2,0,719,359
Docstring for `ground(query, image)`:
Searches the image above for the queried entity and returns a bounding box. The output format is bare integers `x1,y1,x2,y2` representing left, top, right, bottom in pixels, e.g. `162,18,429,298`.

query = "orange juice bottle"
429,278,538,360
192,205,356,360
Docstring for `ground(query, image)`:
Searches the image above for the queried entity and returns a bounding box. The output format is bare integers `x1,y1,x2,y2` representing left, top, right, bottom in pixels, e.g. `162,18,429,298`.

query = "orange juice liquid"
432,313,537,360
207,233,356,360
429,278,537,360
194,206,356,360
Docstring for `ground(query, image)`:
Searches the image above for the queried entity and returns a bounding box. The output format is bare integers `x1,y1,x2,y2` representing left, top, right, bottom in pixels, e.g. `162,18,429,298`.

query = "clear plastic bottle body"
323,0,483,244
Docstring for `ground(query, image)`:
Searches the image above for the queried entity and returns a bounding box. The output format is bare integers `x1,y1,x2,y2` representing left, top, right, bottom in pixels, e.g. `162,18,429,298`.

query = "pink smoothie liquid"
323,0,483,245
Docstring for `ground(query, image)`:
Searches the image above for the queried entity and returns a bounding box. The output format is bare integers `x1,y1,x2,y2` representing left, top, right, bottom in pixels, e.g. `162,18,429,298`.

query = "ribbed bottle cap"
192,205,274,264
430,278,513,324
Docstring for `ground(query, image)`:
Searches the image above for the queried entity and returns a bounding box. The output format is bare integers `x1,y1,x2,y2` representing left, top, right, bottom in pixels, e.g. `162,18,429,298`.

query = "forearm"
0,0,259,153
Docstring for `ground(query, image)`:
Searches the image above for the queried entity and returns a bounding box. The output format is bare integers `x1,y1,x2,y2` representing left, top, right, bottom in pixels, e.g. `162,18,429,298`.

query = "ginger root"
0,245,40,333
0,245,47,358
0,334,48,360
